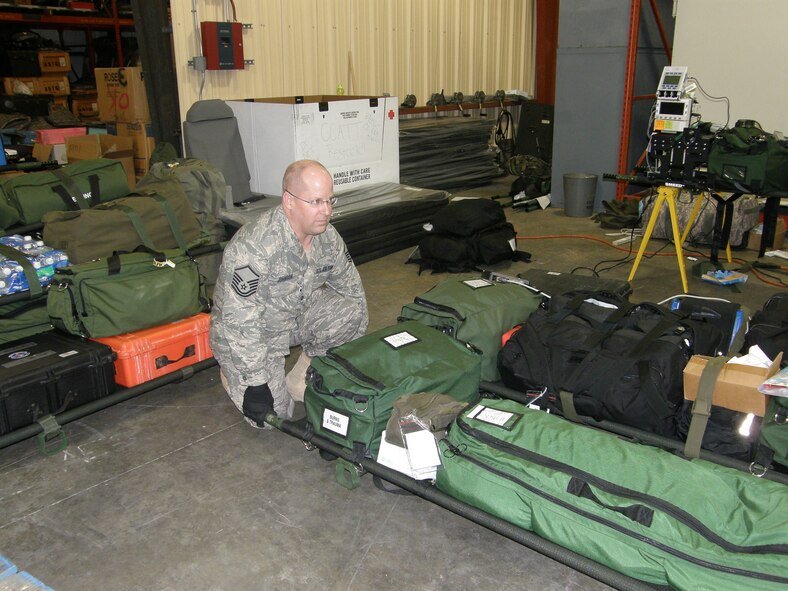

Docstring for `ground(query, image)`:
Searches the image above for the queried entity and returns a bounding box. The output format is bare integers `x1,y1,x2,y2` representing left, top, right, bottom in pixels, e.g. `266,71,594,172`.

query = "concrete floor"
0,177,782,591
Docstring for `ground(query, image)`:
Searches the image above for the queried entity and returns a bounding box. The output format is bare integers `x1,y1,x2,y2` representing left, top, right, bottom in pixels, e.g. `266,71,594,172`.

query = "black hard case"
0,332,116,435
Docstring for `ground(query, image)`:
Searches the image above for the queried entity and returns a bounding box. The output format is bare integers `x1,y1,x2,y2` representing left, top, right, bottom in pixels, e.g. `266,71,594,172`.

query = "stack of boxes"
95,66,155,181
0,48,71,110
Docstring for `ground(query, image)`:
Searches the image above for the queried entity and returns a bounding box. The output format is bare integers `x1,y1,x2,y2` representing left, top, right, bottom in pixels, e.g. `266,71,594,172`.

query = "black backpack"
744,292,787,366
410,199,529,273
497,290,724,437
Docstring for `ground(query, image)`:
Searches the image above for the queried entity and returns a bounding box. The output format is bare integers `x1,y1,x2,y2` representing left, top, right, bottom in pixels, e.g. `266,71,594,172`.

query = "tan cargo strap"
559,390,581,423
0,243,43,297
684,356,728,459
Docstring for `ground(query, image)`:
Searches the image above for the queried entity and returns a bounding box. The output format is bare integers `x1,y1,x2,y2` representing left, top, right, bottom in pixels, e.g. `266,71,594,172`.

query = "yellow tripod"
628,185,689,293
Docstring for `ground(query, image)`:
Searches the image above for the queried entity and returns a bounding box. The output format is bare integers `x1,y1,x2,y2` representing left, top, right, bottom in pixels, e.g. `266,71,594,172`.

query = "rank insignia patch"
232,265,260,297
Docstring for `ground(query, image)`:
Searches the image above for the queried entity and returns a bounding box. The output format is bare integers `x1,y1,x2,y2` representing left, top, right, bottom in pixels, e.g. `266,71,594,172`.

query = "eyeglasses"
285,189,337,208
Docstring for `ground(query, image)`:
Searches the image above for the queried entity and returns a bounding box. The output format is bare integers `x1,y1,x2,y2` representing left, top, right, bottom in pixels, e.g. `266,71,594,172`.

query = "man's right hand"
242,384,275,427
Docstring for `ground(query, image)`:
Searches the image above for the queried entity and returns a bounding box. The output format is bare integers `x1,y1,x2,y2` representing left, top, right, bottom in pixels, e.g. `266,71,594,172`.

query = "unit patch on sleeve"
231,265,260,297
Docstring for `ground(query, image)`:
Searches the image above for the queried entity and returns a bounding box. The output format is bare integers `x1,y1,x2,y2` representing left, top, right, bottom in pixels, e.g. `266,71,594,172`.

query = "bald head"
281,160,335,249
282,160,333,196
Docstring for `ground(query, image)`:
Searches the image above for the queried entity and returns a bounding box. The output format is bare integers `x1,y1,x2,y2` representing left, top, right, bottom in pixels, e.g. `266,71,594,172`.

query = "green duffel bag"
42,179,203,264
708,123,788,197
1,158,130,226
758,396,788,471
304,320,481,459
0,298,53,344
47,247,209,338
399,277,542,381
437,397,788,591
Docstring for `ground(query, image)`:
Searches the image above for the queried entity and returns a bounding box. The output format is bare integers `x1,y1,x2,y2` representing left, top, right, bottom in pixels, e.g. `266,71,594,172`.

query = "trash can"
563,173,597,217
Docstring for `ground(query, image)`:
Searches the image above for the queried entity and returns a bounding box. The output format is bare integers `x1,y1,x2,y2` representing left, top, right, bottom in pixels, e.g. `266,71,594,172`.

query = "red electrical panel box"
200,21,245,70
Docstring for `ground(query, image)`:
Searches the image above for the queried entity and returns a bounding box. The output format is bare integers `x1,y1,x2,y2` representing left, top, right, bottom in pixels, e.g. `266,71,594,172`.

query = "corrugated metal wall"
169,0,535,120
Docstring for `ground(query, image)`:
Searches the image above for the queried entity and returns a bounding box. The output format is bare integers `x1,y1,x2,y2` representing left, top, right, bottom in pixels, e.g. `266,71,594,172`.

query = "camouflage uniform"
210,206,368,422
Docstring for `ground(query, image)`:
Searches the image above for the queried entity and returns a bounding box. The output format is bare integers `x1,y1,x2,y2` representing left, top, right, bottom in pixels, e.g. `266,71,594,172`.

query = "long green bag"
399,277,542,381
437,397,788,591
1,158,130,226
47,248,209,338
304,320,481,459
759,396,788,471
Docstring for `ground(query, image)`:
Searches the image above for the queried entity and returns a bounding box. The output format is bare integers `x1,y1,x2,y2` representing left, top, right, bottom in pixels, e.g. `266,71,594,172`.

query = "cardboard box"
108,121,155,160
746,218,786,251
2,75,70,96
226,95,399,195
38,50,71,74
32,143,67,165
65,134,136,188
35,127,86,145
95,67,151,123
683,353,783,416
133,156,149,180
71,94,100,121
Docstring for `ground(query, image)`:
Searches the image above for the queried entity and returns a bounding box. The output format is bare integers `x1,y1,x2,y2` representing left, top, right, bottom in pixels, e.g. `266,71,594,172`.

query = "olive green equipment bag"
304,320,482,459
42,178,203,264
437,397,788,591
47,247,209,338
399,277,542,381
0,158,130,226
758,396,788,471
0,244,52,343
708,122,788,196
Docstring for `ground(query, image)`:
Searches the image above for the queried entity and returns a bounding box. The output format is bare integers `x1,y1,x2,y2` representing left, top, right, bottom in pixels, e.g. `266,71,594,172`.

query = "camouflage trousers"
220,287,367,425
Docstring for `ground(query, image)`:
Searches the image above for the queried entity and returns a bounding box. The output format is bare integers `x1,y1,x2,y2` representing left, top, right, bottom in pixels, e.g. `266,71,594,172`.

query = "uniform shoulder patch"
231,265,260,297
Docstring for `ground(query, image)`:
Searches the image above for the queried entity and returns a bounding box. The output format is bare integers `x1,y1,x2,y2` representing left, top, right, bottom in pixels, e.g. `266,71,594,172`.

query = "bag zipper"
413,297,465,322
446,416,788,584
325,350,385,390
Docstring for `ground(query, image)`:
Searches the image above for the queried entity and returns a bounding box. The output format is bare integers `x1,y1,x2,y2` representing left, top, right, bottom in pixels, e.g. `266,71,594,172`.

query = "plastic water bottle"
0,235,70,294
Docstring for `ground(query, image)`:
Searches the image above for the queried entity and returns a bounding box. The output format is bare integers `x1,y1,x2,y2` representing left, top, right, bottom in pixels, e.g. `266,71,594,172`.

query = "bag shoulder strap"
148,193,188,250
50,169,99,210
0,243,43,297
684,356,728,459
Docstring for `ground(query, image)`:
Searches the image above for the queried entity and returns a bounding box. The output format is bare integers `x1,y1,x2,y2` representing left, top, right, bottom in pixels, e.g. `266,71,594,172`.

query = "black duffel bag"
497,290,724,437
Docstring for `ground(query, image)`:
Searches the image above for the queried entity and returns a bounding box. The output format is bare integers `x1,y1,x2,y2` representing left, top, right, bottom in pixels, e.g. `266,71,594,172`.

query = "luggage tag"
466,404,522,430
152,257,176,268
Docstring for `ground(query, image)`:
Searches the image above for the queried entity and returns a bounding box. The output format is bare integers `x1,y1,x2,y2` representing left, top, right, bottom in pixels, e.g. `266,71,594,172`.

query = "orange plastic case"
92,313,213,388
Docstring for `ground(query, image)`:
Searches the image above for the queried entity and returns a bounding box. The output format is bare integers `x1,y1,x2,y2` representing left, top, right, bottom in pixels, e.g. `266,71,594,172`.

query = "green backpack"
399,278,542,381
708,123,788,196
759,396,788,471
304,321,481,459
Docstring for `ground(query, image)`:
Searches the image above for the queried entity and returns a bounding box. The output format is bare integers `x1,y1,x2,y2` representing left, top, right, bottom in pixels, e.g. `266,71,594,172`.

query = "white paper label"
462,279,492,289
466,404,485,419
322,408,349,437
384,331,418,348
475,407,515,427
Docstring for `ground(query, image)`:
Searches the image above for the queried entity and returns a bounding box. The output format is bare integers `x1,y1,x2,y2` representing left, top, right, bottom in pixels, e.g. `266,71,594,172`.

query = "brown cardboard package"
95,67,151,124
746,218,786,251
683,353,783,416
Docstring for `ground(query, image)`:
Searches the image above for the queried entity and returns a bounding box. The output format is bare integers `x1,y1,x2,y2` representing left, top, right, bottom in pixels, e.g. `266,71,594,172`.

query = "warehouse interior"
0,1,787,590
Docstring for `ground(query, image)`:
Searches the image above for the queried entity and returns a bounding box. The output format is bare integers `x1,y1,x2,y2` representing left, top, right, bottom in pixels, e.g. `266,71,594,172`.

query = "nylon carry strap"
684,356,727,459
149,193,188,250
50,169,93,210
559,390,581,423
113,204,156,250
0,244,43,297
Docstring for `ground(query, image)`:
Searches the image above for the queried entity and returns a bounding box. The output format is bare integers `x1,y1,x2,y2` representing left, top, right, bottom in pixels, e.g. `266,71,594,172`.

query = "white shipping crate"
227,95,399,196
